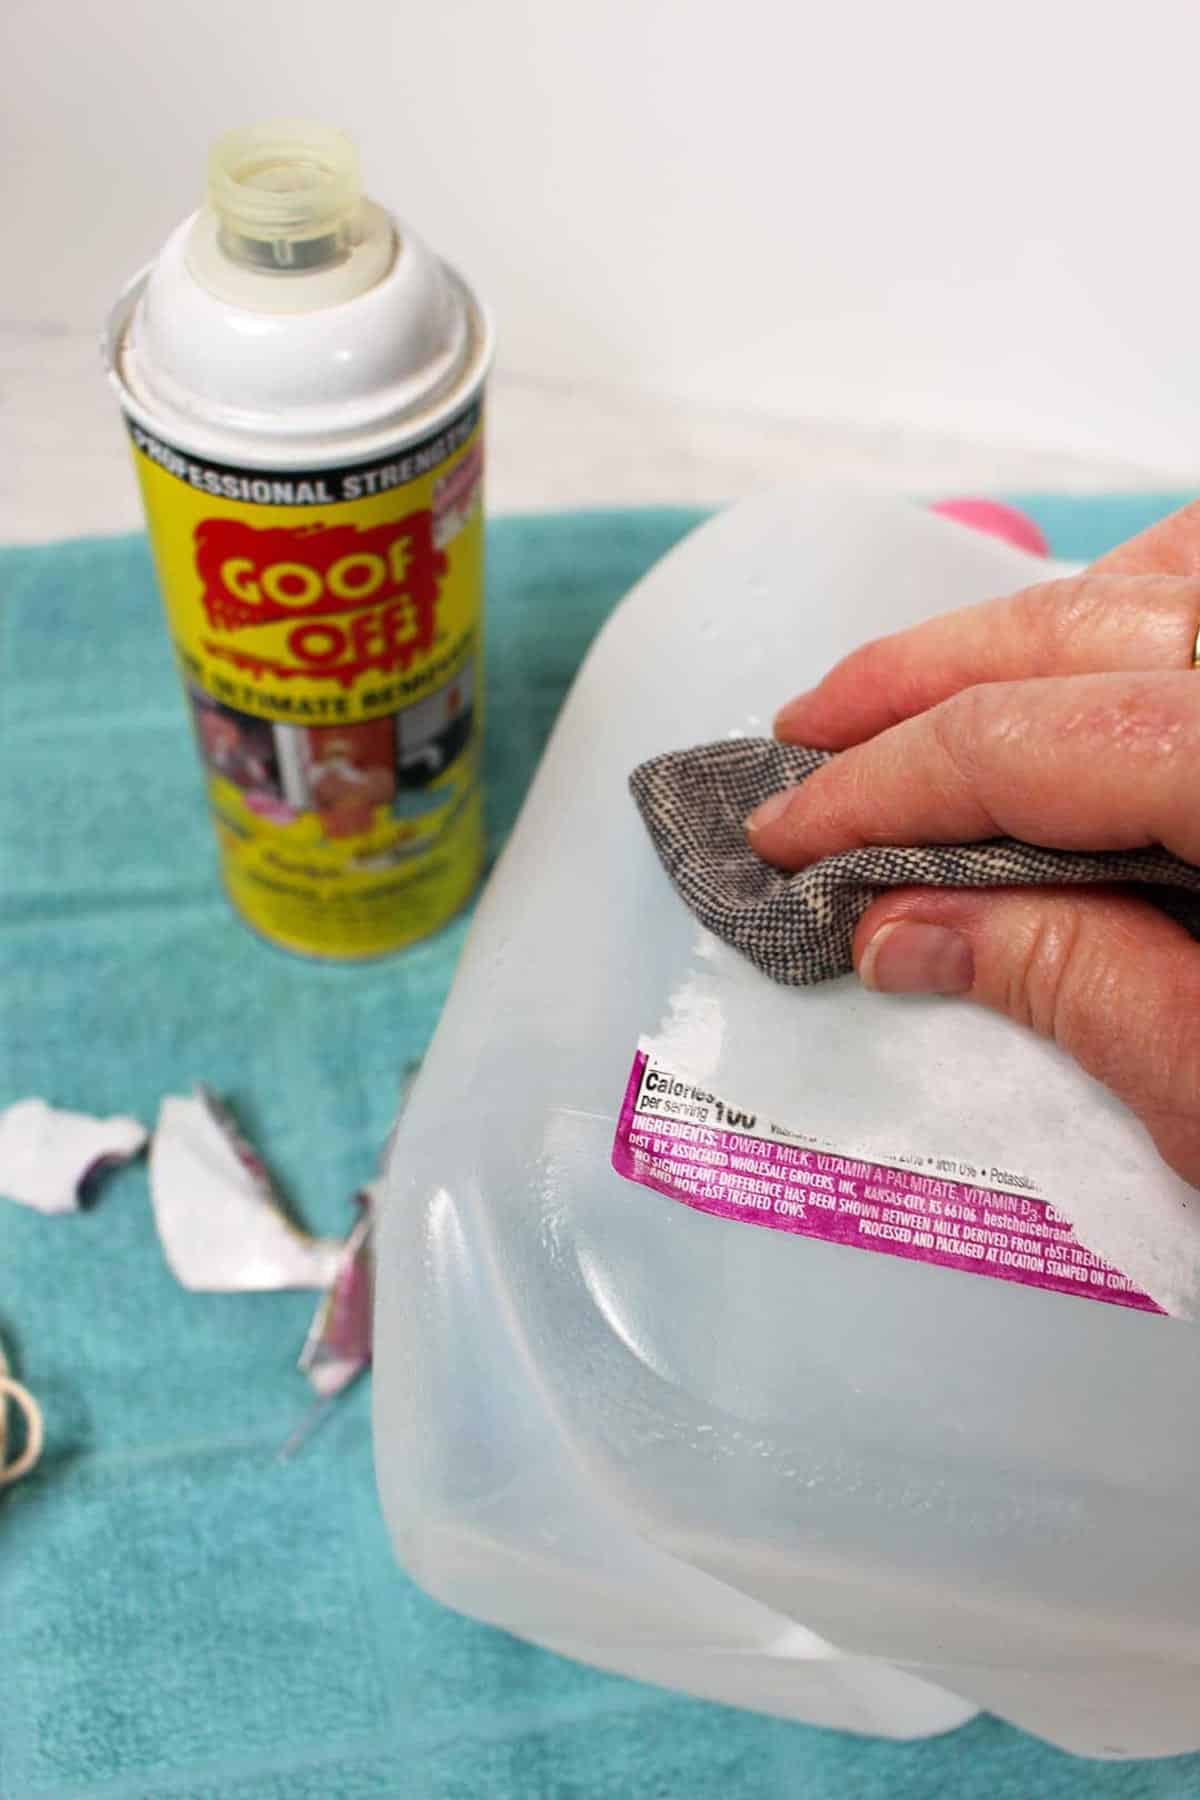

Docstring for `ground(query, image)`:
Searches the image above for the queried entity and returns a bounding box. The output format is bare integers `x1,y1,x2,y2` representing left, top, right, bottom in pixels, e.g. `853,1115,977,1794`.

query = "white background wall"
6,0,1200,478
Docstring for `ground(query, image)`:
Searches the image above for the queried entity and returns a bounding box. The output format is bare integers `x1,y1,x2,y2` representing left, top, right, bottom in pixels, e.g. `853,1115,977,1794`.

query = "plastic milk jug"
374,489,1200,1759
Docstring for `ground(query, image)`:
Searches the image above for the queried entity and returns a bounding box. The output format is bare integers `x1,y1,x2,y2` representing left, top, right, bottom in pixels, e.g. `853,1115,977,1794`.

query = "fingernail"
746,789,794,834
859,921,974,995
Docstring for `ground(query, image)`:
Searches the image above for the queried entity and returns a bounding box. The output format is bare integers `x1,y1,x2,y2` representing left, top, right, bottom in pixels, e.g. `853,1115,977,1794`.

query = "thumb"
853,886,1200,1188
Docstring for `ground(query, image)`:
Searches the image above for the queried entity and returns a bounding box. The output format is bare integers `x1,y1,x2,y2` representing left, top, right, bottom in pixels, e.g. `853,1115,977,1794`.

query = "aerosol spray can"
105,121,492,958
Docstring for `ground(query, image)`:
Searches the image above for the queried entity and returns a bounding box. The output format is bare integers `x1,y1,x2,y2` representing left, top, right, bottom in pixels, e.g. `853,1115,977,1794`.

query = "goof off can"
104,120,493,959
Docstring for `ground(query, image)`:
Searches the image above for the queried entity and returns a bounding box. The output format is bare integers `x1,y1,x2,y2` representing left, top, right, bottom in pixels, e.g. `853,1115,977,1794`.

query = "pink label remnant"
612,1051,1162,1315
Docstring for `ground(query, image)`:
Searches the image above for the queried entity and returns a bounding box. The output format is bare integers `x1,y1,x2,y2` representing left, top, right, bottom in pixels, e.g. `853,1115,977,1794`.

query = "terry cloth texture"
5,498,1200,1797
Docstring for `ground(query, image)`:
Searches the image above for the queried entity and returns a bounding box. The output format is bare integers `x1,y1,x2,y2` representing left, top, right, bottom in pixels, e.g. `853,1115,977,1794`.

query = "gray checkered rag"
630,738,1200,987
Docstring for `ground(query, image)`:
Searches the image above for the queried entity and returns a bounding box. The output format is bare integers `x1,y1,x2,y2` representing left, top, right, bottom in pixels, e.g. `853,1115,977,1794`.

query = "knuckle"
843,636,912,723
1005,897,1200,1143
1004,575,1110,671
927,685,992,796
923,681,1033,841
1004,902,1086,1041
1009,572,1200,671
1008,576,1090,652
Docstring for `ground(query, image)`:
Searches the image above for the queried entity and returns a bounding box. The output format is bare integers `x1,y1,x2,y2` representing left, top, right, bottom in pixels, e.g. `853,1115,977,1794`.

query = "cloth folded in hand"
631,738,1200,986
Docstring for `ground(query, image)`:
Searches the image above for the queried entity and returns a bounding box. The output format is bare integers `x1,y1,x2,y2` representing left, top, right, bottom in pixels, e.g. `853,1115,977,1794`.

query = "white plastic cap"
208,119,365,272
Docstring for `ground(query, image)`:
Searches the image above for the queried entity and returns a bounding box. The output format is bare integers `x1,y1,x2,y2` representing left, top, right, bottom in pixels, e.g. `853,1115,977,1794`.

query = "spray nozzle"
208,120,365,273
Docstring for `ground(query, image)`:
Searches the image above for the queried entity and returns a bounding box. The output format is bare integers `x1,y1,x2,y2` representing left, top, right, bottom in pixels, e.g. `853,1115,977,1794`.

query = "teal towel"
2,499,1198,1799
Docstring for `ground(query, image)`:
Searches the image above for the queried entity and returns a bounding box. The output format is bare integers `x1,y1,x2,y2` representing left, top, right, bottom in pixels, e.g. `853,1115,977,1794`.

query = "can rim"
103,259,493,472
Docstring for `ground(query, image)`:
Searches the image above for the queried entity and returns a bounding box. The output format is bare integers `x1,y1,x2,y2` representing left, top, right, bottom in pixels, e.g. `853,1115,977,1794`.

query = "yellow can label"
126,401,485,958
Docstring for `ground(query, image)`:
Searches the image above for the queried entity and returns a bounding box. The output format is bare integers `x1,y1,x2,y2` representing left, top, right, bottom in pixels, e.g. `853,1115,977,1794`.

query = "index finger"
775,573,1200,751
748,671,1200,869
776,501,1200,755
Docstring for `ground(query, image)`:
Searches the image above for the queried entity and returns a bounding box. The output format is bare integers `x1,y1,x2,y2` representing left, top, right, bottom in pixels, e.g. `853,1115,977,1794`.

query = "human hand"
747,502,1200,1185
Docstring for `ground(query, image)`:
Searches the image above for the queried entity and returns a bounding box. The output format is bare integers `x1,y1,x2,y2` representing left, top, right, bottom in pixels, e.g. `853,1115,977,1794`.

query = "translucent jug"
375,490,1200,1758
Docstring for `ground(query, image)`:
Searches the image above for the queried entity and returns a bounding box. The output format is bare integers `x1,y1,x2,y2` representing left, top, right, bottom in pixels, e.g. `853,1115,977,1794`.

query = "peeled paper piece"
0,1099,147,1214
299,1201,374,1397
150,1088,343,1292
